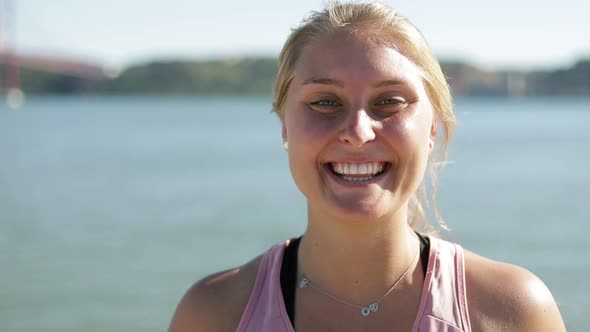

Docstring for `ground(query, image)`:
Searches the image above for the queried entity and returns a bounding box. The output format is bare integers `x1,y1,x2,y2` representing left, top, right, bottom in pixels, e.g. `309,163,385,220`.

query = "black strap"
280,236,301,327
416,232,430,274
280,234,430,327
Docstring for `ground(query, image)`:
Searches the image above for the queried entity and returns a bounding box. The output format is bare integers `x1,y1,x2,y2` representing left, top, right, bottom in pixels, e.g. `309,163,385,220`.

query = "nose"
338,108,376,148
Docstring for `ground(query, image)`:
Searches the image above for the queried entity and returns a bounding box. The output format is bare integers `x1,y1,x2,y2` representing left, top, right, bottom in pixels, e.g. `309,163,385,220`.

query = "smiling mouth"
327,162,390,182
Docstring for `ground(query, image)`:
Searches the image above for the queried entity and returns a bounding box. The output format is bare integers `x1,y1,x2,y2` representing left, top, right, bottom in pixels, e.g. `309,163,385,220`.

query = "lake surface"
1,96,589,331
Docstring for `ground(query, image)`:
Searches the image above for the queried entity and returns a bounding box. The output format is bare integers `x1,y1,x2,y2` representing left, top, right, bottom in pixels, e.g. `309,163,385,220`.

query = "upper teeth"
331,162,385,176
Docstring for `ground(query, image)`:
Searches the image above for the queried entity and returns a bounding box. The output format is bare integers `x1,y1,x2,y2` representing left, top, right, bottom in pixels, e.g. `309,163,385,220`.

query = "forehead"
294,31,424,87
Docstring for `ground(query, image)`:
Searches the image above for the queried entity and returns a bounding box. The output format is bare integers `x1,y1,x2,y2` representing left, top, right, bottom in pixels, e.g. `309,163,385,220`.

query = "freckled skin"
282,31,436,224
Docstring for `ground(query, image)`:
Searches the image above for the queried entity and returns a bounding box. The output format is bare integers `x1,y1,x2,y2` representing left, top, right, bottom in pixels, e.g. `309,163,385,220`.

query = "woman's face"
282,31,436,223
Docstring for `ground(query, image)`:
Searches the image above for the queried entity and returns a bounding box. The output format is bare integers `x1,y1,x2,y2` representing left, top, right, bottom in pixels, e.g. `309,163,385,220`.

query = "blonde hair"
273,1,456,234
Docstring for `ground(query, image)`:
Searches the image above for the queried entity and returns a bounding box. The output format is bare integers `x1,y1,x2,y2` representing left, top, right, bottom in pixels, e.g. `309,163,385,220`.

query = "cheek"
286,107,336,144
382,111,432,158
383,116,424,143
284,109,327,197
284,108,323,171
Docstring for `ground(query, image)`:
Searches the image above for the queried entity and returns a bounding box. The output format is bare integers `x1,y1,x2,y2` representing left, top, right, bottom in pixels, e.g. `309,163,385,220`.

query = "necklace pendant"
361,307,371,316
369,303,379,312
299,277,309,289
361,303,379,316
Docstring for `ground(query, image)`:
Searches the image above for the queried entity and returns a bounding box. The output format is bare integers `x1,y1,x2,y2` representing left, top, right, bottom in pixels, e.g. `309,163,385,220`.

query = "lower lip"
324,163,390,186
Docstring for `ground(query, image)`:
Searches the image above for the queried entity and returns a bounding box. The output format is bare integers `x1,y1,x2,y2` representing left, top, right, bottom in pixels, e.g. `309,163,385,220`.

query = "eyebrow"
301,77,344,87
372,79,408,88
301,77,409,88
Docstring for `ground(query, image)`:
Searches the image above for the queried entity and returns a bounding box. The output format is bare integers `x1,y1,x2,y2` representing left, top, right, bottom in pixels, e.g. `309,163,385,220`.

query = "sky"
4,0,590,70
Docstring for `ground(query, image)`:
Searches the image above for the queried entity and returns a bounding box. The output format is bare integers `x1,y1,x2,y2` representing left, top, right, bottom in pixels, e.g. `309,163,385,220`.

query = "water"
1,96,589,331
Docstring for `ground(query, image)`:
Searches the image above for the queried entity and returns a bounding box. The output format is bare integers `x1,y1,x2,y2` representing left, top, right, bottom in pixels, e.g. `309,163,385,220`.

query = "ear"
282,122,288,143
429,116,438,150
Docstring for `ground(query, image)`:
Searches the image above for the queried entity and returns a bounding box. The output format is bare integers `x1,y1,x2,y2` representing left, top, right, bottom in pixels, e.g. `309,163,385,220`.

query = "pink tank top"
236,236,472,332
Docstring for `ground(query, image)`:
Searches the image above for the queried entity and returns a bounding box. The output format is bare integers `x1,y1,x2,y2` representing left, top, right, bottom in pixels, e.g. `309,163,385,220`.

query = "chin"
322,195,403,224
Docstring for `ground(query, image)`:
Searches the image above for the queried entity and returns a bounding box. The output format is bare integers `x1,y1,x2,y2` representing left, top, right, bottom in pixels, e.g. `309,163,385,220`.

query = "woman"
169,2,566,331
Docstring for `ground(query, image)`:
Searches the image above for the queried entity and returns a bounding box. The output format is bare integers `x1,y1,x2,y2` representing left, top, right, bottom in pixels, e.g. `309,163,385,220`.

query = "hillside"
2,55,589,96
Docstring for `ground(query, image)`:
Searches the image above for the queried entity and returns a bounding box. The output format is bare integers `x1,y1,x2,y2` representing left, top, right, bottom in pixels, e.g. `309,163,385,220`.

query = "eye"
373,96,409,116
375,97,407,107
309,98,342,113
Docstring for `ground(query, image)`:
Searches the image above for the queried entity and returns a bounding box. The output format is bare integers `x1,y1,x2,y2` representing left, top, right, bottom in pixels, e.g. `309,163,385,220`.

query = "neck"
298,204,421,305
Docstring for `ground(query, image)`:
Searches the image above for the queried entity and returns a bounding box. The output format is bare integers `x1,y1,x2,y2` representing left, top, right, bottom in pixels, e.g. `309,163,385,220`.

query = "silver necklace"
298,249,420,317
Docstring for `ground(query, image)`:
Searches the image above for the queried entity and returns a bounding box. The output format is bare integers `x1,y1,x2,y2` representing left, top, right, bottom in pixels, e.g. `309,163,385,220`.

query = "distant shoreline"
1,55,589,97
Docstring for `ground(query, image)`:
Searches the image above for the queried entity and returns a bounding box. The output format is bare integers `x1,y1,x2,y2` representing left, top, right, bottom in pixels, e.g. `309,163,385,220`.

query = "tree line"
4,56,590,96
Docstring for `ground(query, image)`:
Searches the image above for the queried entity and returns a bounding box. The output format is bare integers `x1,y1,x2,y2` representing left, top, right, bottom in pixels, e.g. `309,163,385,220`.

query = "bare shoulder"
463,250,566,332
168,255,263,332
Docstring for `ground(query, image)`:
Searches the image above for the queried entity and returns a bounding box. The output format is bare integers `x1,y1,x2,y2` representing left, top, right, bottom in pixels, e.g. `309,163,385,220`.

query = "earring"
283,141,288,150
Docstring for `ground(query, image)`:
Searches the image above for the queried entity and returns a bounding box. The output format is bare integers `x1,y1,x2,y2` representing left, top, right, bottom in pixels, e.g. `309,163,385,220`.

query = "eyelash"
308,97,408,114
307,98,342,114
375,97,407,106
311,99,340,107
